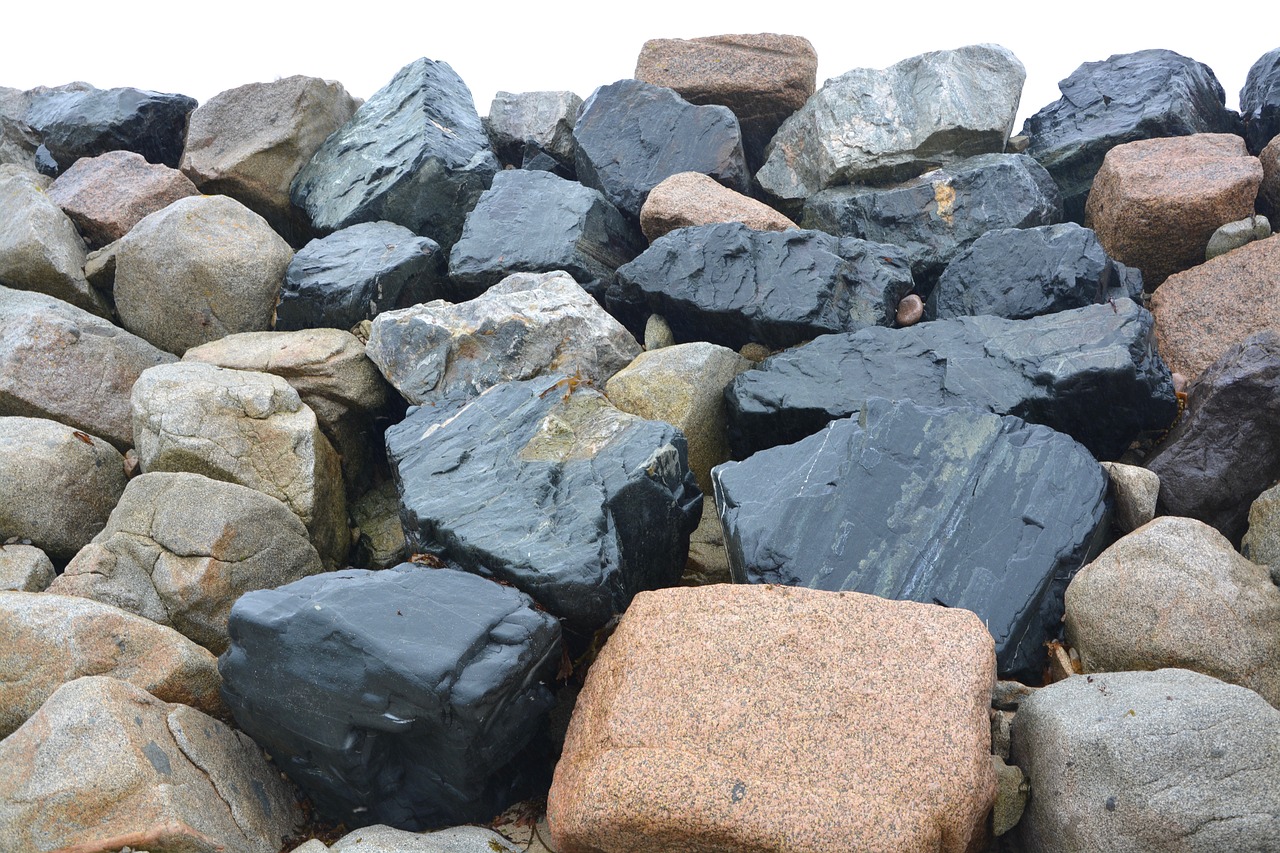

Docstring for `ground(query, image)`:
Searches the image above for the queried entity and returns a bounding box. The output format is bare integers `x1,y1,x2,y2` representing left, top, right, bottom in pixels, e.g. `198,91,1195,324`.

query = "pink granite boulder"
45,150,198,248
1259,135,1280,219
639,171,798,242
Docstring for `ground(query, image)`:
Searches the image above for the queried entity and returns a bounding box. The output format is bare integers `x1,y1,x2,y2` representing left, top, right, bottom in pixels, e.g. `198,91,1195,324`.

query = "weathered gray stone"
1206,214,1272,260
45,150,198,248
1099,461,1159,533
0,544,54,591
1241,46,1280,154
24,85,197,170
485,90,581,170
350,479,408,570
1011,669,1280,852
758,45,1026,205
115,194,293,354
1244,482,1280,570
0,86,39,172
326,825,523,852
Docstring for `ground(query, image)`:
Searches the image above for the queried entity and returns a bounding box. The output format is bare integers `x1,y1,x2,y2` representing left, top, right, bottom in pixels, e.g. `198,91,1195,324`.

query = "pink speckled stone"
639,171,797,242
45,150,198,248
547,584,996,853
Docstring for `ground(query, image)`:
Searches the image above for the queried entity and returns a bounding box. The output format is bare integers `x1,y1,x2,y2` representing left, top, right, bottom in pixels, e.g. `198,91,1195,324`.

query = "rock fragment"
25,85,196,170
45,150,198,248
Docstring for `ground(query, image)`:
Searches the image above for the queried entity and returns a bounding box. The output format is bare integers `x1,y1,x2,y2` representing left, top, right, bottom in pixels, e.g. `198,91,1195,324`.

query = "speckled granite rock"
320,825,523,852
0,543,53,591
24,85,196,170
46,150,198,248
350,479,408,570
547,584,996,853
1260,136,1280,218
1099,462,1159,533
639,171,797,242
1243,482,1280,570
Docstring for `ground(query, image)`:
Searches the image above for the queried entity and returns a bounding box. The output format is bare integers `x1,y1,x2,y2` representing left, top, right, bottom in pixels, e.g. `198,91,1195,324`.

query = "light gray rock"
0,417,126,560
1243,481,1280,571
115,194,293,354
329,824,522,852
349,479,408,570
131,362,349,568
0,544,53,591
758,44,1026,205
1011,669,1280,852
367,270,640,407
644,313,675,350
0,86,39,172
486,90,582,169
1206,214,1272,260
1099,461,1160,532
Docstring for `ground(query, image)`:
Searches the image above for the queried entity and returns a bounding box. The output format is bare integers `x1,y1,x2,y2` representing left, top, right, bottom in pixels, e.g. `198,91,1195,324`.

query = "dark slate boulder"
290,58,499,249
275,221,449,331
219,565,562,830
1022,49,1239,222
927,222,1142,321
714,398,1108,681
800,153,1062,291
608,222,914,350
573,79,747,220
726,298,1177,461
448,169,643,300
1242,47,1280,154
387,375,702,632
1146,331,1280,545
24,86,196,171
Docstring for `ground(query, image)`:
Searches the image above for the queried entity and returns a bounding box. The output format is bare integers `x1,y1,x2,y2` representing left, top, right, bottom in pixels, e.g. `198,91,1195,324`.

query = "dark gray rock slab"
1242,47,1280,154
801,153,1062,290
24,86,196,171
275,221,449,331
485,90,581,171
609,222,914,350
448,169,642,300
387,375,702,632
572,79,747,220
726,298,1177,461
219,565,562,830
1146,330,1280,545
928,222,1142,320
1021,49,1240,222
713,397,1108,681
291,58,499,249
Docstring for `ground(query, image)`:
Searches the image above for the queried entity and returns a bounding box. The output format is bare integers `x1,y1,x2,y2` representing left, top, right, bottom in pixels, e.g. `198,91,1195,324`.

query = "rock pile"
1,35,1279,853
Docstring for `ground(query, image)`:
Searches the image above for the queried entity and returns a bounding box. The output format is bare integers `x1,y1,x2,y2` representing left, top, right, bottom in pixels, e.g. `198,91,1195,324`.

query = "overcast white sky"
3,2,1273,128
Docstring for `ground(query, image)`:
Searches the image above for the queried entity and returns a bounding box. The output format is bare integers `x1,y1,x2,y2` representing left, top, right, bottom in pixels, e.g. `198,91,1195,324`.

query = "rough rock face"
0,591,223,738
1145,331,1280,544
715,399,1107,680
367,270,640,407
610,223,914,350
220,566,562,830
639,170,797,242
727,298,1177,461
0,86,40,172
547,585,997,853
45,150,198,248
1022,49,1239,221
115,194,294,355
0,168,108,315
1100,461,1159,533
1085,134,1262,288
291,57,499,249
0,544,54,591
1260,136,1280,218
1244,482,1280,570
758,44,1025,205
1241,47,1280,153
387,376,702,631
1011,670,1280,852
1205,214,1272,260
24,86,197,170
448,169,642,299
928,222,1142,320
0,285,175,449
308,825,523,853
0,417,126,561
131,362,349,568
485,90,581,171
801,153,1063,288
1065,517,1280,707
573,79,747,220
180,75,359,243
0,676,302,853
1150,234,1280,380
52,472,325,654
634,33,817,173
350,479,408,570
276,221,449,331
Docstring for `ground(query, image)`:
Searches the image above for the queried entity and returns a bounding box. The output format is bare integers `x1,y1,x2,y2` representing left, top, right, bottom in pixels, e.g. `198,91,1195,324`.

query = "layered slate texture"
387,375,702,632
714,398,1108,681
219,566,562,830
726,298,1177,461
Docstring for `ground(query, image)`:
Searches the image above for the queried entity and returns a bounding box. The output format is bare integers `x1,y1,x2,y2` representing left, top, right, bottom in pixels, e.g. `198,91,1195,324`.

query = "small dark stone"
25,87,196,171
33,144,57,176
1241,48,1280,154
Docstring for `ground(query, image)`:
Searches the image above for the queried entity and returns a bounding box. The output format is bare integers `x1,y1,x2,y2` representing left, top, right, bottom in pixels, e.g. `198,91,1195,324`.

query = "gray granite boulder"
46,150,198,248
24,85,197,171
0,86,40,172
1099,461,1159,533
485,90,581,171
291,58,498,249
0,544,54,591
714,398,1107,680
387,376,702,631
727,298,1177,461
220,566,562,830
306,825,523,852
1244,482,1280,573
1011,669,1280,852
1205,214,1272,260
1241,47,1280,154
758,44,1025,206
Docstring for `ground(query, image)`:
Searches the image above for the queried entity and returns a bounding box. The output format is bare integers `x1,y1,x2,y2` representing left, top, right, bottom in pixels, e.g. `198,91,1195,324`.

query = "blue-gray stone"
1242,47,1280,154
25,86,196,171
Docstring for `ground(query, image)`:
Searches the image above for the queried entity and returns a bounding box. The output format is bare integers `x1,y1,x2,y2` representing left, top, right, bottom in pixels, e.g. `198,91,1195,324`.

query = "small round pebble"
897,294,924,326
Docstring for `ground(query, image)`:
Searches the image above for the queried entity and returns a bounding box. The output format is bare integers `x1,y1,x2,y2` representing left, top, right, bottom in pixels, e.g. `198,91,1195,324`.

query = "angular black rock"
448,169,643,300
1241,47,1280,154
1146,331,1280,545
219,565,561,830
927,222,1143,321
726,298,1177,461
1021,49,1240,221
573,79,747,219
24,86,196,171
801,153,1062,291
275,221,449,331
608,222,914,350
714,398,1108,681
387,375,702,632
291,58,499,249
